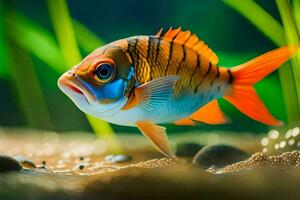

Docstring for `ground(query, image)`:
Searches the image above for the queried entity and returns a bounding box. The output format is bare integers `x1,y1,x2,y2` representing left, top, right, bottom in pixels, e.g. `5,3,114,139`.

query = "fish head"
58,45,134,118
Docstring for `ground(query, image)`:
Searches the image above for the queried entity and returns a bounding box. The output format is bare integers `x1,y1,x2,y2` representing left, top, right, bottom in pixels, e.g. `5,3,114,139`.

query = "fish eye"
94,63,115,83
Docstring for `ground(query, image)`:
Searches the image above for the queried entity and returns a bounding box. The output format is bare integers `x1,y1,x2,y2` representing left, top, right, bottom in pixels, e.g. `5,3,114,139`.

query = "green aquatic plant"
4,11,64,72
46,0,121,152
294,0,300,33
224,0,300,126
0,4,8,79
72,20,105,53
7,45,54,130
3,3,121,152
1,8,53,130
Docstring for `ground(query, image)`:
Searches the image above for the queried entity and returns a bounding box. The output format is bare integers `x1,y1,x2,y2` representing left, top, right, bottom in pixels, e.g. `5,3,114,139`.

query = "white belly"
101,93,220,126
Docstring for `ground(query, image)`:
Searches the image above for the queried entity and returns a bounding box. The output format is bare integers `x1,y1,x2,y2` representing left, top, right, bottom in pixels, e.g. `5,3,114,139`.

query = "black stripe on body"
195,61,212,93
155,37,161,63
216,66,220,78
210,65,220,86
227,69,234,84
164,40,174,76
126,39,136,67
196,54,200,68
200,62,212,83
189,55,199,88
148,36,156,80
132,38,139,53
176,45,186,74
147,36,154,61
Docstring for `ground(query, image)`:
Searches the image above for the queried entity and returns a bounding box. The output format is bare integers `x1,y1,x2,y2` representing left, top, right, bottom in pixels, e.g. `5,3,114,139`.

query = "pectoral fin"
122,75,179,111
136,120,174,157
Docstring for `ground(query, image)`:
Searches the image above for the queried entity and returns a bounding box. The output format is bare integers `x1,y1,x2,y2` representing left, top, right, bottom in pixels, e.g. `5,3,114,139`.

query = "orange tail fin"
224,46,299,126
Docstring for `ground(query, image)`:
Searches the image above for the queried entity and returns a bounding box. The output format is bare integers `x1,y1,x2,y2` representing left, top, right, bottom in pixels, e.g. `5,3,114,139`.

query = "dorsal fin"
155,28,163,37
158,27,219,65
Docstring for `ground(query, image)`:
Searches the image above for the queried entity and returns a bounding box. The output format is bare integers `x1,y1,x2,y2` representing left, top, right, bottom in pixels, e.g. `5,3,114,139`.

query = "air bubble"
269,129,279,139
261,137,269,146
292,127,300,137
279,141,286,148
285,129,293,139
288,139,295,146
262,148,268,153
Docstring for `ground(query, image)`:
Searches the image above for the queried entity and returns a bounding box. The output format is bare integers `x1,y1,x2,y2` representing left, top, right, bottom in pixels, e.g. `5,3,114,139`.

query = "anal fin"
174,100,229,126
174,118,195,126
136,120,174,157
189,100,228,124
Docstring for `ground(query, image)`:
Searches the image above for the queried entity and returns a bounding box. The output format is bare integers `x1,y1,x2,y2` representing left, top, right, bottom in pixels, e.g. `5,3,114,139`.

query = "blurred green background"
0,0,299,135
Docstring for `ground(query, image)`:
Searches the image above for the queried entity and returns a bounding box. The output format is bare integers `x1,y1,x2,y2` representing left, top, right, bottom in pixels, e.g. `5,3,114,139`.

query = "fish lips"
57,71,98,106
58,71,127,106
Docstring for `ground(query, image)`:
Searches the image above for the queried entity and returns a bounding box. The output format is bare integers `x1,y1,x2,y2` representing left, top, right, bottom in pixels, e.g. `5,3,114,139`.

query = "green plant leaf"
224,0,300,126
293,0,300,33
276,0,300,125
7,42,54,130
73,20,105,53
223,0,286,46
4,11,64,73
0,4,9,79
47,0,121,152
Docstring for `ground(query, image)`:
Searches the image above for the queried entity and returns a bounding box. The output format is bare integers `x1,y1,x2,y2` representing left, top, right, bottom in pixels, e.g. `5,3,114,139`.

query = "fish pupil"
100,68,109,76
96,64,112,79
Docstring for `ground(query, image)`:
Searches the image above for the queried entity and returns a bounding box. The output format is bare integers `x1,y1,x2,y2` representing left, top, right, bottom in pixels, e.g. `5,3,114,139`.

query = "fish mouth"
65,82,84,95
58,71,97,105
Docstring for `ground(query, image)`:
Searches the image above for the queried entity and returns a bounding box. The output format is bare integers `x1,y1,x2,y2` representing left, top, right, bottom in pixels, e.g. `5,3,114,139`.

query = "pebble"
79,165,84,170
105,154,132,163
15,156,36,169
0,155,22,172
175,142,204,157
192,144,250,169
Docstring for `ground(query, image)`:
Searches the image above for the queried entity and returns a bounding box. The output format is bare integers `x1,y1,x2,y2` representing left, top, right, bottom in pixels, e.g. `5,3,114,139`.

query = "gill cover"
78,78,126,101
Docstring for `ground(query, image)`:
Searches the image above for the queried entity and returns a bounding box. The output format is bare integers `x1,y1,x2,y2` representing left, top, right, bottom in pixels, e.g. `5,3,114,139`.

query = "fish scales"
126,35,225,98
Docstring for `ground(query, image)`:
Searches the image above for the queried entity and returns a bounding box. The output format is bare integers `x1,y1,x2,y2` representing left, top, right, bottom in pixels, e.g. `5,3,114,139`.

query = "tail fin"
224,46,299,126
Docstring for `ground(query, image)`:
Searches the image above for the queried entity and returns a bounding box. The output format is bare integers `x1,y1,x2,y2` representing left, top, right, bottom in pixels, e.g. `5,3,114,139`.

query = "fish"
58,27,299,157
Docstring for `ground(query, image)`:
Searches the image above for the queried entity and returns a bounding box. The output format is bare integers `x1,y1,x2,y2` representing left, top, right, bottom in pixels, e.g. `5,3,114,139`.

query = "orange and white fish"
58,27,299,157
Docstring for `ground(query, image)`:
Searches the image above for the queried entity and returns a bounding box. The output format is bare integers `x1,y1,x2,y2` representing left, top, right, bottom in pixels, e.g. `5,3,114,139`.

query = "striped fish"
58,27,299,157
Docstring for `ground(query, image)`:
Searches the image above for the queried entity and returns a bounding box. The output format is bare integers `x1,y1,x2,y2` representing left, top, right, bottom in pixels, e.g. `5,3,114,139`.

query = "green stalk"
293,0,300,33
47,0,121,152
4,11,64,72
0,3,9,79
276,0,300,125
223,0,285,46
223,0,300,126
277,63,299,124
4,10,101,72
46,0,80,69
73,20,105,53
7,42,54,130
2,7,53,130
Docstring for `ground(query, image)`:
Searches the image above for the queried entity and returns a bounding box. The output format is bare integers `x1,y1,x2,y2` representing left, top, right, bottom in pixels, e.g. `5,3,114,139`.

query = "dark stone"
192,144,250,169
104,154,132,163
175,142,204,157
15,156,36,169
79,165,84,170
0,155,22,172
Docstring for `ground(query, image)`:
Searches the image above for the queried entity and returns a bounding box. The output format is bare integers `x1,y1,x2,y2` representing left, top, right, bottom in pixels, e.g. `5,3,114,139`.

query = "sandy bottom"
0,128,299,200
